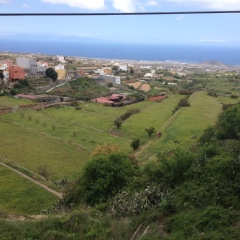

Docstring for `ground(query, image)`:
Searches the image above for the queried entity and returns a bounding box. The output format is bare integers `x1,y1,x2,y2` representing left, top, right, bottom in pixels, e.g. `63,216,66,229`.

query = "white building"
55,64,65,70
100,75,121,85
57,56,66,63
16,58,47,76
0,64,9,83
16,58,36,69
144,73,153,79
119,64,128,71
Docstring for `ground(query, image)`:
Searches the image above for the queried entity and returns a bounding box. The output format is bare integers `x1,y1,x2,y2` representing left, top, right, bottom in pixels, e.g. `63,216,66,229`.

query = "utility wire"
0,11,240,16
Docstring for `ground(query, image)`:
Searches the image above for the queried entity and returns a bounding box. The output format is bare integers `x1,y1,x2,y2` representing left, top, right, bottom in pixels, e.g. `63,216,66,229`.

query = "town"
1,51,240,106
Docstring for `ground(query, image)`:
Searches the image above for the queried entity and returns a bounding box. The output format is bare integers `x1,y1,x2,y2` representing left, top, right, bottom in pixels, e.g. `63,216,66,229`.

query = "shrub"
216,104,240,140
77,153,136,206
131,139,140,151
145,127,156,137
114,118,122,129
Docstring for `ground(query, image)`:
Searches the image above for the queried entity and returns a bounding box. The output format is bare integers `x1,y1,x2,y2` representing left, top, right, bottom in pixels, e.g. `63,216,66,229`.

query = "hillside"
0,86,240,239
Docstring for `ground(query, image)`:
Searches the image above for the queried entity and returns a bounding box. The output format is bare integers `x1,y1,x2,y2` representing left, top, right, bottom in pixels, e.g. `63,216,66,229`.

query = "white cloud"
147,0,158,6
112,0,136,12
112,0,148,12
41,0,105,10
166,0,240,10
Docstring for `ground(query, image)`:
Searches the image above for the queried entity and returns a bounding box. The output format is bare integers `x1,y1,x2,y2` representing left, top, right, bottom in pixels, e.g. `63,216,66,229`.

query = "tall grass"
0,165,57,214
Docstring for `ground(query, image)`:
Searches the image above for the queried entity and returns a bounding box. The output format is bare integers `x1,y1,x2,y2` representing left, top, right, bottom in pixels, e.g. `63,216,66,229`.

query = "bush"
131,139,140,151
10,89,18,95
119,108,141,122
76,153,136,206
145,127,156,137
217,104,240,140
114,118,122,129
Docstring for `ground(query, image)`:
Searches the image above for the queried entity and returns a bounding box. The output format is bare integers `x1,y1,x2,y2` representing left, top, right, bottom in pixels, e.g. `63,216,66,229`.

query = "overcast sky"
1,0,240,46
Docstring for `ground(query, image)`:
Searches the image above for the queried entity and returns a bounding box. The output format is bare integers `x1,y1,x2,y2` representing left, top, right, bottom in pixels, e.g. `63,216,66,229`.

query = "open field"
0,96,33,108
139,83,151,92
137,91,222,163
122,94,183,142
217,95,240,105
128,81,142,89
0,95,183,180
0,92,226,214
0,121,90,180
0,164,57,215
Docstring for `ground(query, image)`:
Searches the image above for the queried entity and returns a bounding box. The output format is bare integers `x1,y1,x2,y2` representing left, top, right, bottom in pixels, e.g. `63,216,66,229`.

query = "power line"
0,11,240,16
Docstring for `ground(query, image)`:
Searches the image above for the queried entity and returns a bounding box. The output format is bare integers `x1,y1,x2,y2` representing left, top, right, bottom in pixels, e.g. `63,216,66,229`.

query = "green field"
137,91,222,162
0,92,225,214
0,165,57,215
217,95,240,105
0,121,90,180
0,96,33,108
0,93,223,176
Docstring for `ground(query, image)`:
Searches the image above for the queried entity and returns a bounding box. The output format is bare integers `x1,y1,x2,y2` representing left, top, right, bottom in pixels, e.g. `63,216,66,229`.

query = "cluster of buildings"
0,57,49,83
0,55,70,84
0,55,123,86
0,59,25,83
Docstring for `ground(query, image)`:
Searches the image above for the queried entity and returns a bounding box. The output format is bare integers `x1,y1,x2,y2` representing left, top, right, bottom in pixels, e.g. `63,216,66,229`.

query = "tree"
178,97,190,107
112,66,118,71
217,104,240,140
131,139,140,151
145,127,156,137
198,126,216,144
45,67,58,81
78,153,135,205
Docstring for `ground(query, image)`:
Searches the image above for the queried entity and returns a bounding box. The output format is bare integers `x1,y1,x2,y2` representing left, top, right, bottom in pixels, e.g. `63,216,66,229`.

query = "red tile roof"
148,96,166,101
94,97,114,104
17,94,38,100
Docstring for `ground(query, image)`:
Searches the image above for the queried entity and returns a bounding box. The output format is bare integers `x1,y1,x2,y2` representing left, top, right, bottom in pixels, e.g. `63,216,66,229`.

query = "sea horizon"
0,38,240,66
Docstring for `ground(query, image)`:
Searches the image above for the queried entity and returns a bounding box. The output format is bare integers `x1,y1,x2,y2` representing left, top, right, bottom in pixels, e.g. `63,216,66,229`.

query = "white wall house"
16,58,47,75
55,64,65,70
119,64,128,71
100,75,121,85
58,56,66,63
0,64,9,83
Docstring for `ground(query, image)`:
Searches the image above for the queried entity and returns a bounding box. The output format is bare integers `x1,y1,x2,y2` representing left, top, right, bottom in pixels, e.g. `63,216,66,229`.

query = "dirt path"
135,107,183,159
0,161,63,199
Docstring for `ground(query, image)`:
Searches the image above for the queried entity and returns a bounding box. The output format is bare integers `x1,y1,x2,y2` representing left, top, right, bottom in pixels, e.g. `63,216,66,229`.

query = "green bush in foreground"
75,153,136,206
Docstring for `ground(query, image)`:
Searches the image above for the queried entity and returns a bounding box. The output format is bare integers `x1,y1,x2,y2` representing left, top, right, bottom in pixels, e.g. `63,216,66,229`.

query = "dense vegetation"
49,77,110,100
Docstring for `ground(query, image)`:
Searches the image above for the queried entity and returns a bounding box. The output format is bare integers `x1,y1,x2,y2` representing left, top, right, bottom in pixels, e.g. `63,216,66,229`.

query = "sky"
0,0,240,47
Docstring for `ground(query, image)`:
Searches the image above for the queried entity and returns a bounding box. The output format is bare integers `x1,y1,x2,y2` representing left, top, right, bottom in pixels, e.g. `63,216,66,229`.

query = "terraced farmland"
0,92,227,214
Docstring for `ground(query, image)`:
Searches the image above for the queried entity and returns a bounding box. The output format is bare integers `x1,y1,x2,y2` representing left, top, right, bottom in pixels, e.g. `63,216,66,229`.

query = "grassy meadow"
0,165,57,215
0,92,228,214
137,91,223,163
0,96,33,108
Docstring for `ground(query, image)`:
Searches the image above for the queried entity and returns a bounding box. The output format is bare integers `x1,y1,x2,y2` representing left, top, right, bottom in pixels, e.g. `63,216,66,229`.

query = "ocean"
0,38,240,65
